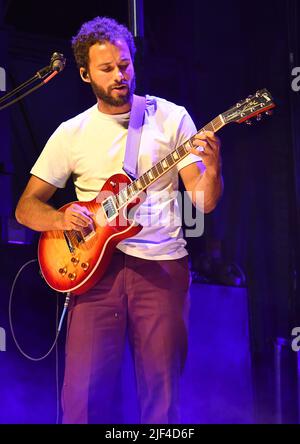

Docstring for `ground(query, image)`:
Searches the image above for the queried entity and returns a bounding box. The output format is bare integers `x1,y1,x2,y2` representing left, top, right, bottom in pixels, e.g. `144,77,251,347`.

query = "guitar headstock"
222,89,275,125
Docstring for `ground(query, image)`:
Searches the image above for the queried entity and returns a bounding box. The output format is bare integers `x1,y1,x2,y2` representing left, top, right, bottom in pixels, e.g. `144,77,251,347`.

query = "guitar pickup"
74,231,84,244
79,220,96,242
102,197,118,222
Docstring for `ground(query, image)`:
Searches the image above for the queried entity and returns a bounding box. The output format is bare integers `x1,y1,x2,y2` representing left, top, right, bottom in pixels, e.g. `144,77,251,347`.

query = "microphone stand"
0,57,64,111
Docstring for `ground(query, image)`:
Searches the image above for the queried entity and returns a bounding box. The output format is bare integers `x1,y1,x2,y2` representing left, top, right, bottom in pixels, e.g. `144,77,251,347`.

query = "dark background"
0,0,300,423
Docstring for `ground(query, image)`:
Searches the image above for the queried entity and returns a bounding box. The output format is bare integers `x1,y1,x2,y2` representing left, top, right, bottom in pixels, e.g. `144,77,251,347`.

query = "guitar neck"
115,114,226,209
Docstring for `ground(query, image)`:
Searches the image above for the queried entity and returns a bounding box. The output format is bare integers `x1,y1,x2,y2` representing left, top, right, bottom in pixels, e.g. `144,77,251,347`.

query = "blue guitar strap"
123,94,146,180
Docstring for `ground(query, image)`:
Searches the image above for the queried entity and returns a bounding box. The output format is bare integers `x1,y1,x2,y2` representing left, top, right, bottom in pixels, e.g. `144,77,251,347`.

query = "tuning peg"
246,119,252,125
256,114,262,121
265,110,273,116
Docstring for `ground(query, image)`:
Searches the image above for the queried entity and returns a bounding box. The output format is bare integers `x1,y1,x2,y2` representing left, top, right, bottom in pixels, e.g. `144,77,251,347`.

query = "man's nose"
115,68,125,81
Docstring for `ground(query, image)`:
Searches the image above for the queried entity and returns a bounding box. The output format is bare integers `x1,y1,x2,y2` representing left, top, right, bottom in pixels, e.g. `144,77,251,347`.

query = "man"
15,17,223,424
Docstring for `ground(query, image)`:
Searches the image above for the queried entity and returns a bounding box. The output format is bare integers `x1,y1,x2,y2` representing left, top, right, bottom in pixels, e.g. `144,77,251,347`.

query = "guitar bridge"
63,231,75,253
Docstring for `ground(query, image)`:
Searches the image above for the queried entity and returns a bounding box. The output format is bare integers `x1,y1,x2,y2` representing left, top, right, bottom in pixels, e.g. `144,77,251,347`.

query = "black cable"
8,259,71,423
8,258,70,361
55,292,60,424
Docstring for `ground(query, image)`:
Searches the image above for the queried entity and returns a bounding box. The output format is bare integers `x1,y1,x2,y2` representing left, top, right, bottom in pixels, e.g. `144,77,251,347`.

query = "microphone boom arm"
0,52,66,111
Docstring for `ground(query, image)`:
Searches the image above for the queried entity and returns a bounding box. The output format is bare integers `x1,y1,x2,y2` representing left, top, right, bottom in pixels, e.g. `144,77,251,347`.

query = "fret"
177,144,187,157
132,181,139,193
127,184,133,197
198,115,224,134
143,173,150,185
188,139,194,150
116,192,121,205
130,183,136,195
172,151,179,161
151,165,159,178
162,159,168,170
180,140,191,154
140,175,146,188
203,122,214,132
115,194,120,208
166,154,174,167
112,195,118,209
213,117,219,129
148,170,154,181
175,147,182,158
211,120,217,131
157,162,163,174
135,179,143,190
212,116,224,131
120,189,127,202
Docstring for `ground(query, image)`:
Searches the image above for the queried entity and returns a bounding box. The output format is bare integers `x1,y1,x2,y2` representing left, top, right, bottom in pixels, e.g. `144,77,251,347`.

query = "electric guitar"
38,89,275,295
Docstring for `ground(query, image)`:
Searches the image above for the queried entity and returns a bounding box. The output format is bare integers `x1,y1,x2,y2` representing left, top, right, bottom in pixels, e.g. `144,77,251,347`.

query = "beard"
90,75,136,107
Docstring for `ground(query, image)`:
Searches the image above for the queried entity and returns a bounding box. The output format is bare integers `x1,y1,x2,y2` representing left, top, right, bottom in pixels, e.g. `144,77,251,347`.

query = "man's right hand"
59,204,94,231
15,176,95,232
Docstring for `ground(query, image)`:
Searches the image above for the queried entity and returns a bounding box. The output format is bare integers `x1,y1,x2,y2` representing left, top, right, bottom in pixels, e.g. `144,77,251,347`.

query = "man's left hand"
187,130,221,175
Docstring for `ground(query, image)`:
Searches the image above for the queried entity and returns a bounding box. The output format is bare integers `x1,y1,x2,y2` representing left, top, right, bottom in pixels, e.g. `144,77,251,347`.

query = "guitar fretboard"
114,114,225,209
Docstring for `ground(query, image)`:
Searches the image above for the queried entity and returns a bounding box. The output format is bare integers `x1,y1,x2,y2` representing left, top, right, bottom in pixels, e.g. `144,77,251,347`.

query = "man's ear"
79,67,90,83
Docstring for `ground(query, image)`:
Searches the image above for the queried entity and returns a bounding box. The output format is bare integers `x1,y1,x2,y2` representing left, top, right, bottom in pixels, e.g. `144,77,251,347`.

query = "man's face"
82,39,135,108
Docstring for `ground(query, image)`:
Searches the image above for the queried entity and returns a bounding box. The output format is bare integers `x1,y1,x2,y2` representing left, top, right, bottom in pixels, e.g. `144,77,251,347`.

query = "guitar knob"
81,262,89,271
59,267,67,276
68,272,77,281
71,257,79,265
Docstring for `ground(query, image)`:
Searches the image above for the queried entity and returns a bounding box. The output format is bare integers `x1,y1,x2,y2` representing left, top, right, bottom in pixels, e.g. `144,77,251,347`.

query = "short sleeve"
174,109,205,173
30,123,72,188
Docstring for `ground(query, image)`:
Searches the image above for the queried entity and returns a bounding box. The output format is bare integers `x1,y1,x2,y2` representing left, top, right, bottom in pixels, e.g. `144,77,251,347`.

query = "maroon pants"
62,250,190,424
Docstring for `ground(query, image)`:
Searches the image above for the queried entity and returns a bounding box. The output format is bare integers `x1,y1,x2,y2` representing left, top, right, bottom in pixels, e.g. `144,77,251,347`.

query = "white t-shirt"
31,95,204,260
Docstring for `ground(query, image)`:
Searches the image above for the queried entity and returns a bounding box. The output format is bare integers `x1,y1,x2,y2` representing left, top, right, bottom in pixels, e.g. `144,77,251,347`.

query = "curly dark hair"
71,16,136,71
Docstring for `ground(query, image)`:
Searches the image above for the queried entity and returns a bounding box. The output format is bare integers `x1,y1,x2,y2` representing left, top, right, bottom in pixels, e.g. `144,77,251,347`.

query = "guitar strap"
123,94,146,180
